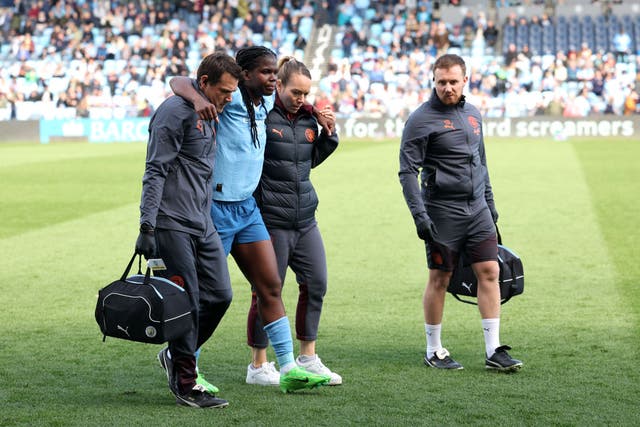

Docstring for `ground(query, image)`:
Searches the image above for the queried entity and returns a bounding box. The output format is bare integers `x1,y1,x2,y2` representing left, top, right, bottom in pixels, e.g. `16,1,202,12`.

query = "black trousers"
156,228,233,394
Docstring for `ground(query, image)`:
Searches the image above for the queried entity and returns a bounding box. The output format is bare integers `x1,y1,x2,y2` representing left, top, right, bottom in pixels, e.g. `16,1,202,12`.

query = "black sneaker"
158,347,179,395
485,345,523,372
424,348,463,370
175,384,229,409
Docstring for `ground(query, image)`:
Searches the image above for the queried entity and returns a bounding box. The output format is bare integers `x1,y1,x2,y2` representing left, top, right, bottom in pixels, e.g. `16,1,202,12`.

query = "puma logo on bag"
461,282,473,294
117,325,130,337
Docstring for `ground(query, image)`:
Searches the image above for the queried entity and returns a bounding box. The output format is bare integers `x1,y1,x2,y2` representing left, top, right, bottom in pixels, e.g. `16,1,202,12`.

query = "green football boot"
196,373,220,395
279,366,330,393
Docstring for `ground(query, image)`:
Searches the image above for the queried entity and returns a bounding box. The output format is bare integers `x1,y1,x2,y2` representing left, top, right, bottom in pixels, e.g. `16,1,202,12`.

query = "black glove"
135,223,157,259
490,207,499,224
416,218,438,242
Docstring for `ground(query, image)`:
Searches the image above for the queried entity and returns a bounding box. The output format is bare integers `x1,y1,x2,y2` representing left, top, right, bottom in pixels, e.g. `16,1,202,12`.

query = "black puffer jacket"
256,101,339,229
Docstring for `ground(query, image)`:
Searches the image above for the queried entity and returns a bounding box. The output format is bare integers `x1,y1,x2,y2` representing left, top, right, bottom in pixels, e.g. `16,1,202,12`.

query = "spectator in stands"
448,25,463,49
1,0,638,123
15,33,35,61
462,25,476,52
612,26,632,63
0,91,9,109
623,87,639,115
314,90,335,111
326,0,339,24
341,22,359,57
553,57,569,85
460,10,476,33
575,85,598,116
137,97,153,117
337,0,356,26
76,95,89,118
432,21,450,55
504,43,518,66
483,20,499,49
545,90,565,116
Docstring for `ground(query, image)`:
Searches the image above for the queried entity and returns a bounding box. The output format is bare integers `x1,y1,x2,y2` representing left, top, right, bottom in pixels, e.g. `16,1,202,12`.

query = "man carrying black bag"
136,52,242,408
399,54,523,372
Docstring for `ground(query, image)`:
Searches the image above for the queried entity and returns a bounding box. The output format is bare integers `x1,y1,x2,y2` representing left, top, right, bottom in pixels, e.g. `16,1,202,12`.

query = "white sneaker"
245,361,280,386
296,355,342,386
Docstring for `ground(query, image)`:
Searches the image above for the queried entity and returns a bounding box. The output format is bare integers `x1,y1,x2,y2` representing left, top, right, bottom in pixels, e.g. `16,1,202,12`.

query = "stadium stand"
0,0,638,121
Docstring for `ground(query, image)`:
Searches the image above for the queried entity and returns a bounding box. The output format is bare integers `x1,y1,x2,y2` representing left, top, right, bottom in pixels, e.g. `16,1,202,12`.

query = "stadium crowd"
0,0,638,121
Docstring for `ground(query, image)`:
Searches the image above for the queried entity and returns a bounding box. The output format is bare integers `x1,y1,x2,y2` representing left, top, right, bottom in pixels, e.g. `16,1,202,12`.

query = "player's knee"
428,271,452,291
474,261,499,282
256,282,282,301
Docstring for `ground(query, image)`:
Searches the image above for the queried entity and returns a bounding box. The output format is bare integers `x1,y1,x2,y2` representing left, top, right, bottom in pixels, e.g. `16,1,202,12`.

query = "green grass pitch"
1,136,638,426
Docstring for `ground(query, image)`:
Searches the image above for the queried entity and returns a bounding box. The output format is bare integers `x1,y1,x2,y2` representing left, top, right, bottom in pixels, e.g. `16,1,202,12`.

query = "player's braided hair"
236,46,277,148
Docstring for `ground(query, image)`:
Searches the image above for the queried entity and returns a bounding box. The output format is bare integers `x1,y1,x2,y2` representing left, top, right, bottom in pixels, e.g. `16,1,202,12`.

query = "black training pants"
155,228,233,392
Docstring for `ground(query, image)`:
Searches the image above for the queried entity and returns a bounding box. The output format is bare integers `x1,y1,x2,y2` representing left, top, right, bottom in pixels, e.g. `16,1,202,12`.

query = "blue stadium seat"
285,32,297,46
186,58,199,73
595,32,608,53
188,50,200,61
623,20,634,40
233,17,245,32
298,16,314,40
251,33,264,46
516,23,529,40
364,8,376,21
379,31,394,47
529,33,542,56
103,59,117,74
369,23,383,39
504,25,516,39
41,27,53,41
142,27,156,38
582,31,595,50
542,39,554,55
555,33,568,53
502,25,516,52
568,23,580,44
0,43,10,59
127,34,140,45
350,15,363,32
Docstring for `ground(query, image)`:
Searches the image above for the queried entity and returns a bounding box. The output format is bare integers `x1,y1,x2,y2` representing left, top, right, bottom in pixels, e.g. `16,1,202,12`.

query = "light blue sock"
264,316,295,373
194,347,201,373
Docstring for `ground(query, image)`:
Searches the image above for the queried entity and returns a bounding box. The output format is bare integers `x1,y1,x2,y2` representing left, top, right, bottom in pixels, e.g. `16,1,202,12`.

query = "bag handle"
120,253,153,284
120,253,138,281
